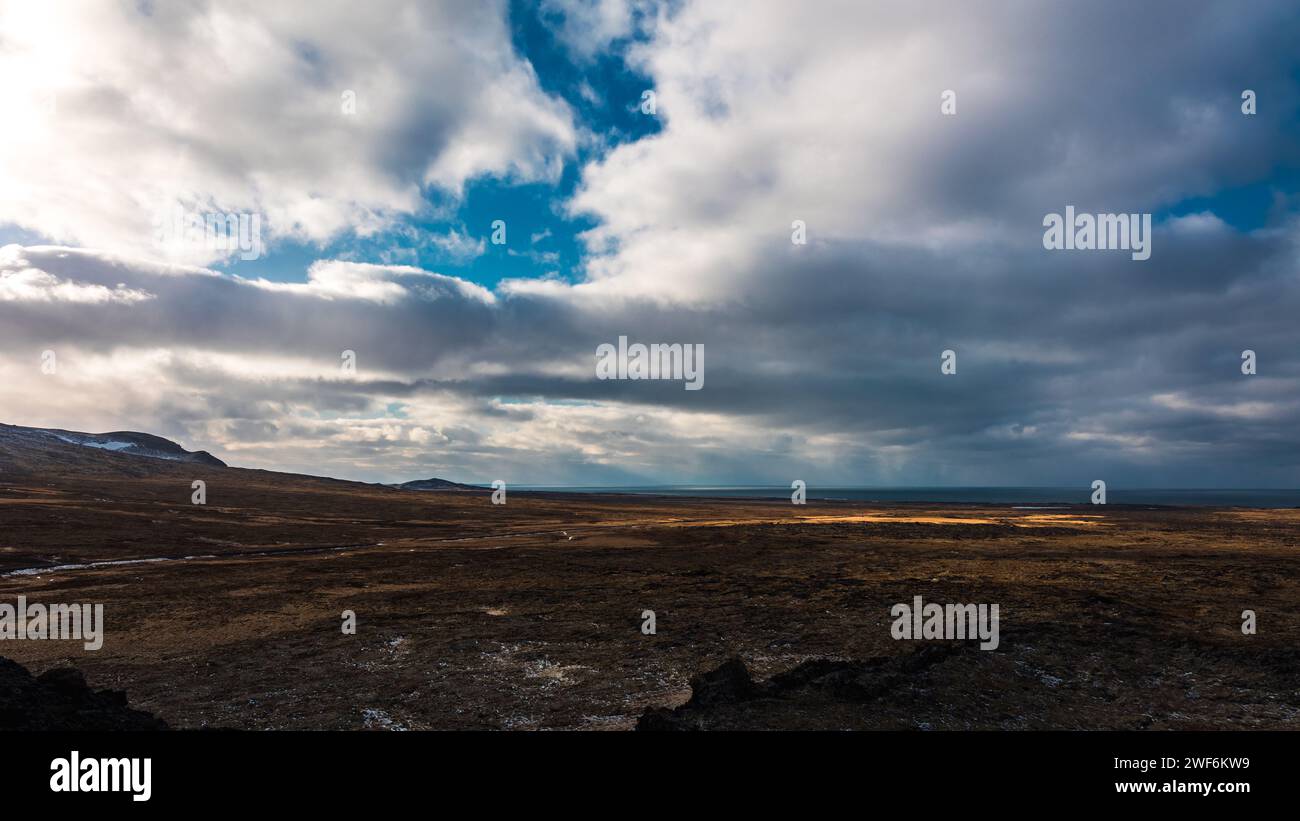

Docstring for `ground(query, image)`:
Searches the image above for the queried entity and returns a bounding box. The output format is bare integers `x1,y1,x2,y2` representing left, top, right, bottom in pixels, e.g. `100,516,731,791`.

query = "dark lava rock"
0,656,168,730
687,658,757,707
637,645,966,731
638,657,756,731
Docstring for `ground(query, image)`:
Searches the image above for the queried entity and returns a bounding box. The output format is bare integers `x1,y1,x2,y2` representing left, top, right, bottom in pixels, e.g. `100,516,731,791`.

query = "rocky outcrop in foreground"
637,647,964,731
0,656,168,730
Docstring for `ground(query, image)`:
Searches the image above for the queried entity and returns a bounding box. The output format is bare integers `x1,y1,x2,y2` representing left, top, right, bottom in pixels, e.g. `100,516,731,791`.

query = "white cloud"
0,0,576,264
566,0,1298,300
0,266,153,304
1151,391,1284,420
1166,211,1230,236
0,245,154,304
427,229,488,264
244,259,497,306
540,0,638,61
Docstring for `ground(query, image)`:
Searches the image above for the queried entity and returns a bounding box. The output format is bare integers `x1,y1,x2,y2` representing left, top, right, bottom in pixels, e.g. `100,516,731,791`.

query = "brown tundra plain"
2,425,1298,731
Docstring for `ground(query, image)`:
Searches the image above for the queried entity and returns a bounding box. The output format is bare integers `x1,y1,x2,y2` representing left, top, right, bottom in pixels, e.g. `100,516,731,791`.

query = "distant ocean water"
514,486,1300,508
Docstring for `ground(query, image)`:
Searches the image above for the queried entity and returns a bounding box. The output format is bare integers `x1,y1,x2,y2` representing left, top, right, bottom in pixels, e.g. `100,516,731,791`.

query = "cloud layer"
2,0,1299,487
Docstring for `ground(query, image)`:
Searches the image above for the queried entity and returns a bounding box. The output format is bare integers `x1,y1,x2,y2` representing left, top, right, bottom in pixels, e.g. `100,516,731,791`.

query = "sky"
1,0,1299,487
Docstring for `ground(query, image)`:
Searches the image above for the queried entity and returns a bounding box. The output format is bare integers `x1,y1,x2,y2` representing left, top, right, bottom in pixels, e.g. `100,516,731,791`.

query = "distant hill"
0,422,480,493
394,477,483,491
0,422,226,475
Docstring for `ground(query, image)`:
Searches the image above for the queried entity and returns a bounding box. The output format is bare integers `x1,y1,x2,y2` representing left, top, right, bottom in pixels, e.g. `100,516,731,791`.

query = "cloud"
539,0,639,61
569,0,1300,299
0,245,154,304
244,259,497,306
1,1,1299,488
4,221,1300,488
0,0,576,264
427,230,488,264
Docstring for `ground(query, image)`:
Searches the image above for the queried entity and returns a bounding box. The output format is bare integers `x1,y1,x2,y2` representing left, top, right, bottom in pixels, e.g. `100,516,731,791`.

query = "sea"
513,486,1300,508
